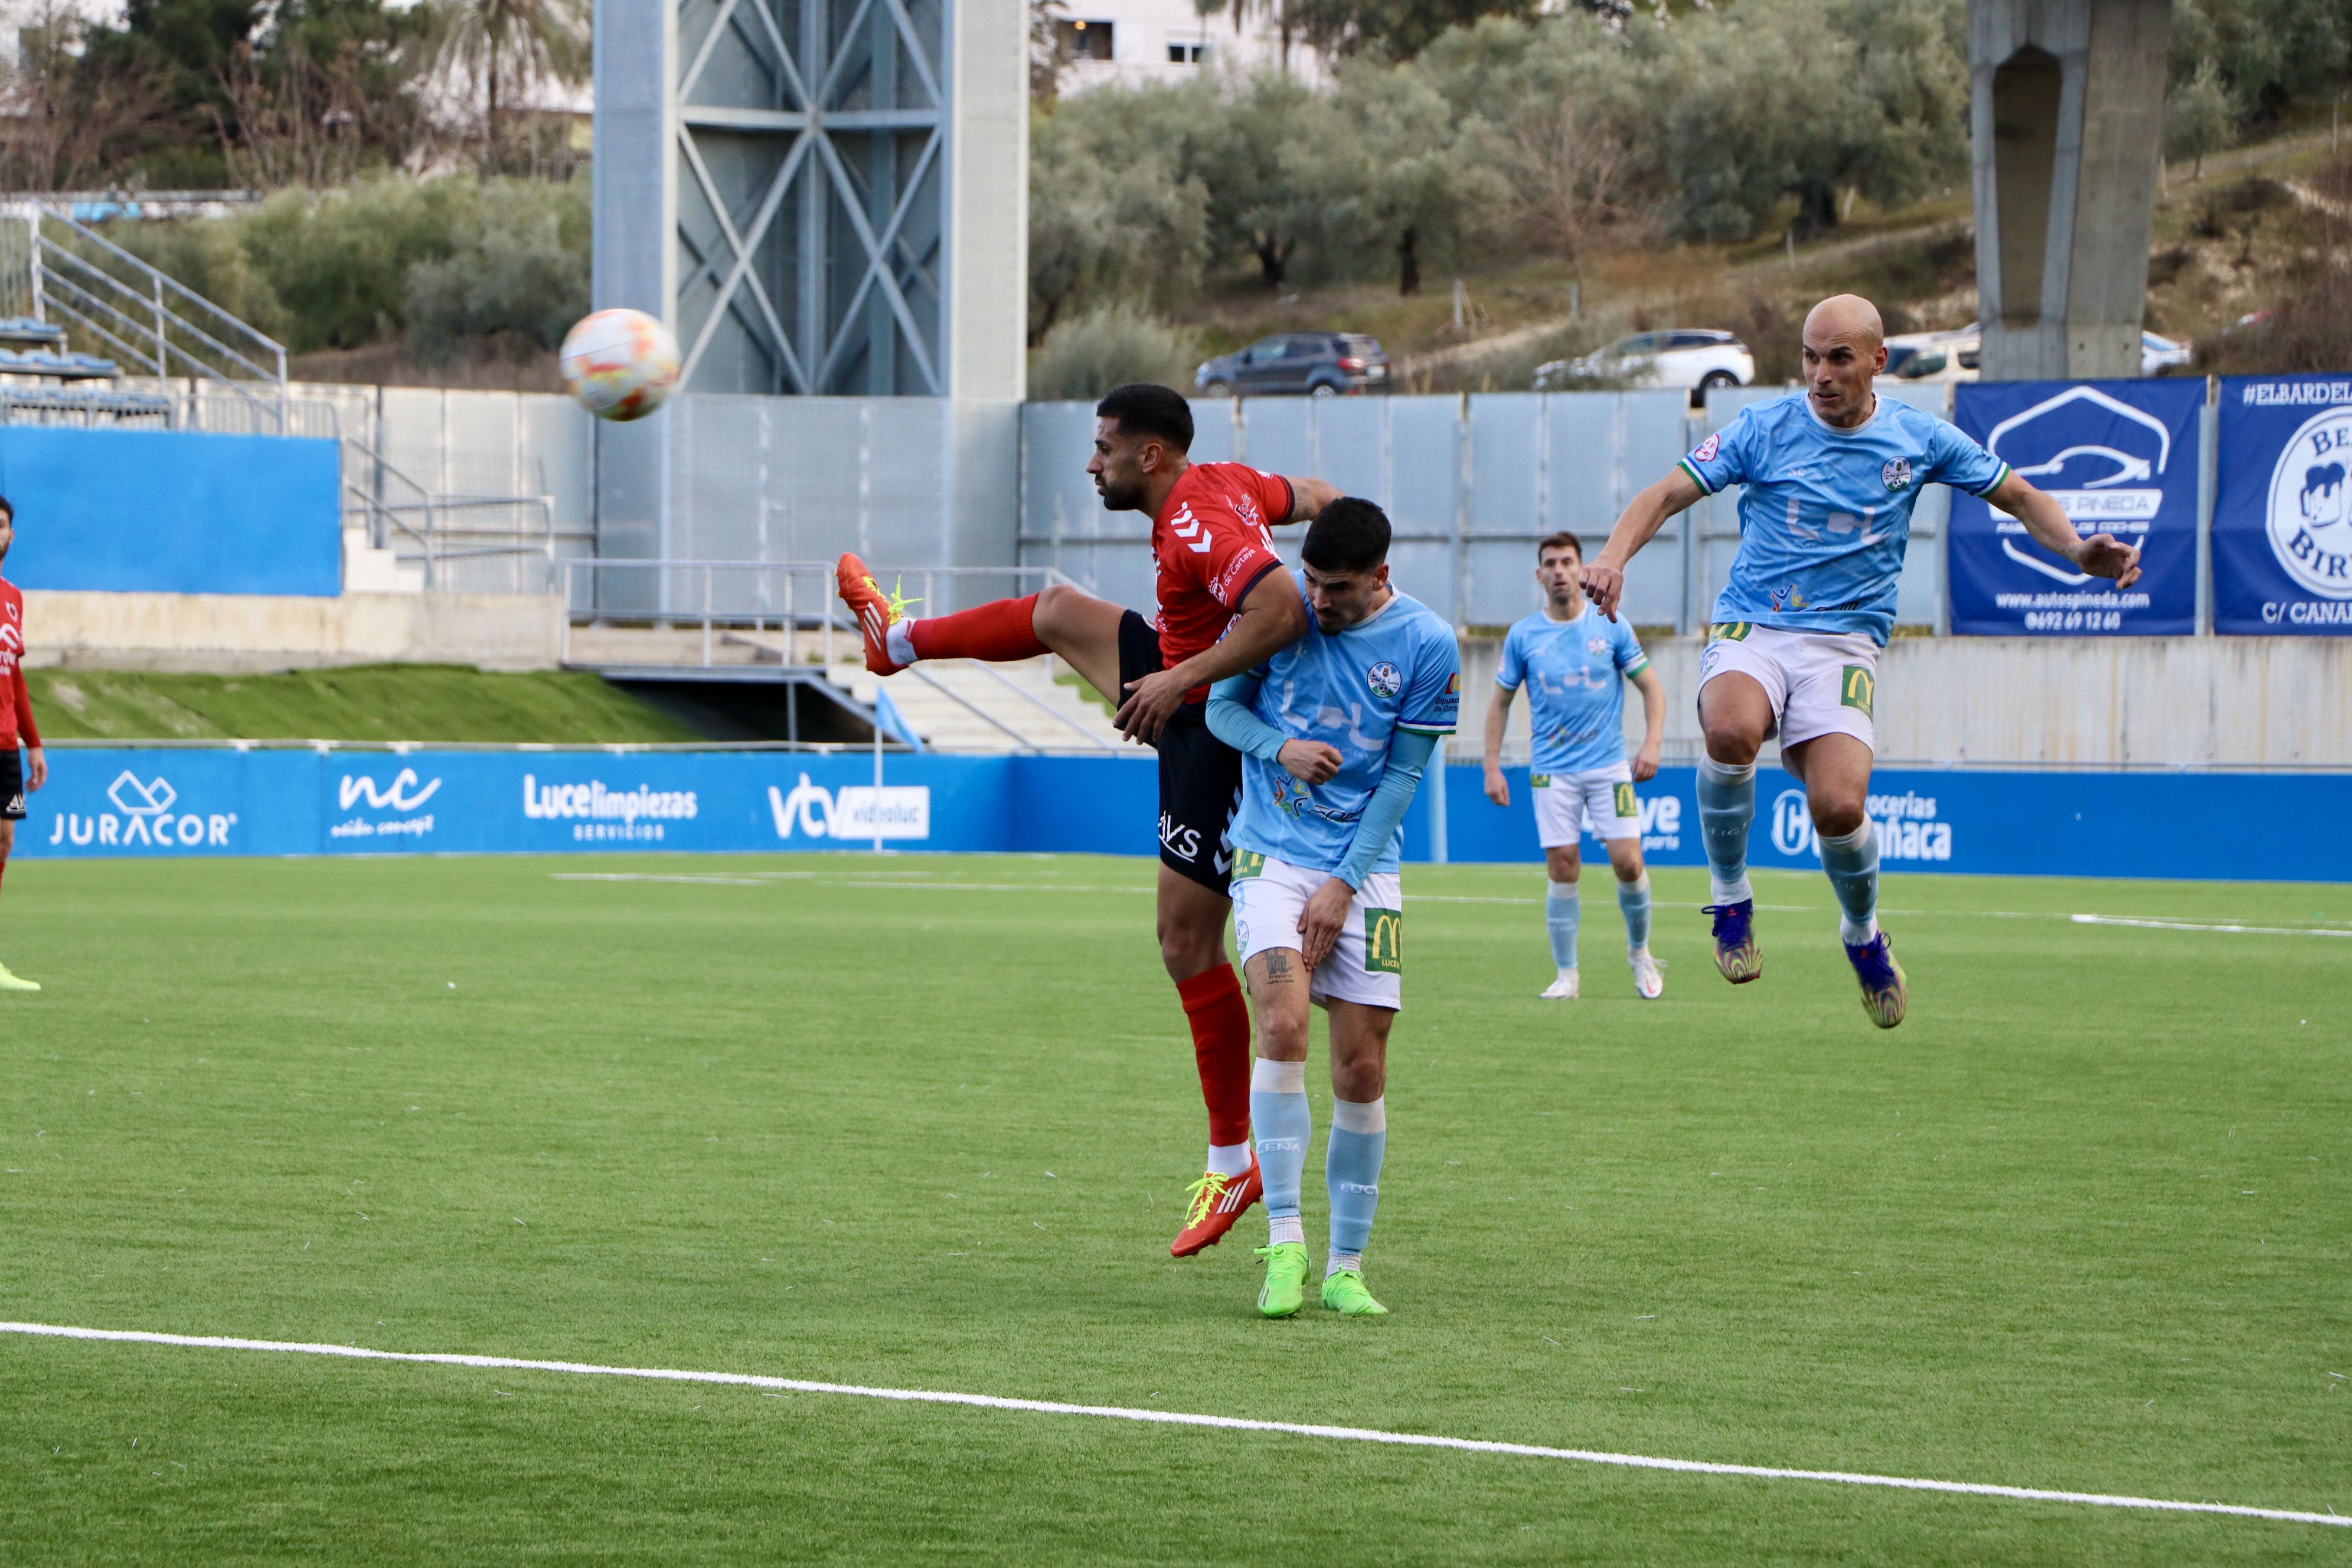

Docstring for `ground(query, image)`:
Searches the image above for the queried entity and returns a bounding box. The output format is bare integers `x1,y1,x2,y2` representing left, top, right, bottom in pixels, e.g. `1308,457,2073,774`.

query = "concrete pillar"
1969,0,2171,381
945,0,1029,403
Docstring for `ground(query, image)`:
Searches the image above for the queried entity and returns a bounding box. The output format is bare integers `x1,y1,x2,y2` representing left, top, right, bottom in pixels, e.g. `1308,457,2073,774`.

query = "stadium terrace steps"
828,657,1126,754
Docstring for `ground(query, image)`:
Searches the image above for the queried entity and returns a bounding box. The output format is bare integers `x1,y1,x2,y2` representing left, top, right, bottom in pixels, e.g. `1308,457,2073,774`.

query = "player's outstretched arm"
1582,469,1704,620
1481,685,1515,806
1119,567,1309,743
1279,477,1341,525
1987,470,2143,589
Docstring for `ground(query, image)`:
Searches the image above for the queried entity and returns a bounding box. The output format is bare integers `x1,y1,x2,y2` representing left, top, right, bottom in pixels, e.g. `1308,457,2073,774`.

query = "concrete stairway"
829,656,1126,753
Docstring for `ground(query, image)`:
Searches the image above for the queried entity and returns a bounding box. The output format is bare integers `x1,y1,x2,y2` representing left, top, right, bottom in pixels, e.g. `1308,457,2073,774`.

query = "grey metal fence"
559,559,1081,665
1020,388,1959,633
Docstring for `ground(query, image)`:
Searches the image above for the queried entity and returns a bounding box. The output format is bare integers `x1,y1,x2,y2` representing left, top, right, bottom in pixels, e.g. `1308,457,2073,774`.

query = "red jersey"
1152,462,1292,693
0,579,36,750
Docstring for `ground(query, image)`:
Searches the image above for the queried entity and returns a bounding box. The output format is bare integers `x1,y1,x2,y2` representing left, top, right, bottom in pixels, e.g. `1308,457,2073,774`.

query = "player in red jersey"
837,383,1338,1257
0,495,44,990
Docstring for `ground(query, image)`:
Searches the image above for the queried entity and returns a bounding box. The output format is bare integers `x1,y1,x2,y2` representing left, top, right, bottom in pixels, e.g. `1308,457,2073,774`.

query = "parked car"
1881,327,1978,384
1533,329,1753,398
2141,331,2194,374
1195,333,1390,397
1899,322,2187,378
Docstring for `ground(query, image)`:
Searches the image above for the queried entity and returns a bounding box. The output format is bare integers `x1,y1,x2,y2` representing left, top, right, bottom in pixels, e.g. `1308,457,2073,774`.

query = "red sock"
908,593,1049,662
1176,963,1253,1149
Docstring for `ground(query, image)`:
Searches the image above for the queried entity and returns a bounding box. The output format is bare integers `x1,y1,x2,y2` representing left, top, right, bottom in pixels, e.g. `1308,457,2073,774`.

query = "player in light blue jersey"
1482,531,1666,1001
1580,295,2142,1027
1206,498,1459,1319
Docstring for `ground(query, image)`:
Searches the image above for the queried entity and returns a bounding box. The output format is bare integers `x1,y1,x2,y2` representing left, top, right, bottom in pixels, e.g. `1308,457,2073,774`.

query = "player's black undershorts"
1118,608,1243,896
0,749,24,821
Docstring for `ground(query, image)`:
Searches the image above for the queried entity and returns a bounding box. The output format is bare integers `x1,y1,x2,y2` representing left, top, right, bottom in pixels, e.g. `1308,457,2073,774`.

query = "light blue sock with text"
1325,1096,1386,1266
1696,756,1757,904
1546,882,1580,969
1250,1057,1311,1239
1618,871,1652,949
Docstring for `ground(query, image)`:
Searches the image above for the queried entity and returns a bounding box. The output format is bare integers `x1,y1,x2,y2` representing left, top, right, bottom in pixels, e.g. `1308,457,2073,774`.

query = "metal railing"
9,202,292,430
341,431,584,594
558,560,1084,668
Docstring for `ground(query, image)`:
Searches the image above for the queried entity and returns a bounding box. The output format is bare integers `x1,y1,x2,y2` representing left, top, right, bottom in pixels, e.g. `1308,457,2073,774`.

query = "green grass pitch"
2,852,2347,1564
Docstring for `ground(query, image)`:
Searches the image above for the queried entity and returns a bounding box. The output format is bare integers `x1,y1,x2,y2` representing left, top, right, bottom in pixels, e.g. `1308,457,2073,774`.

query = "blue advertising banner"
2214,375,2352,634
1447,762,2352,882
1949,379,2201,635
1,427,342,597
16,749,2351,884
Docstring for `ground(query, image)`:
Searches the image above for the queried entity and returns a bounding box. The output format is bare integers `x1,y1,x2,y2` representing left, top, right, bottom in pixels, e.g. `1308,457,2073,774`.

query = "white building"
1050,0,1331,93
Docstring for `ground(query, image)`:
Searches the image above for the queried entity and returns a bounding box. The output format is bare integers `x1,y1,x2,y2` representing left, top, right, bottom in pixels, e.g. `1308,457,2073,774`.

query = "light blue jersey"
1682,392,2009,644
1496,605,1649,775
1230,591,1461,878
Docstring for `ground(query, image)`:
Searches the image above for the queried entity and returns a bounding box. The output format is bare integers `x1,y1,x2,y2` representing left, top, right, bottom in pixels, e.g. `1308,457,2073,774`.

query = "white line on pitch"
548,873,773,886
539,875,2352,937
2071,914,2352,939
2,1322,2342,1531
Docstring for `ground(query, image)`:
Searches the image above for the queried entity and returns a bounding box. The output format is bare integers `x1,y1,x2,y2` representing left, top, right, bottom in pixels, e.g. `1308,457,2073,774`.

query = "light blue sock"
1545,881,1580,969
1250,1057,1311,1237
1818,822,1880,945
1696,756,1756,904
1325,1096,1386,1267
1618,871,1652,949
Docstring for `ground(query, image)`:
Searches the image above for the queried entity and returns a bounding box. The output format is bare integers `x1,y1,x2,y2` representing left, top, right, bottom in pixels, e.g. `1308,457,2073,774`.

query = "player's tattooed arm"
1282,477,1341,524
1583,468,1704,620
1988,469,2142,589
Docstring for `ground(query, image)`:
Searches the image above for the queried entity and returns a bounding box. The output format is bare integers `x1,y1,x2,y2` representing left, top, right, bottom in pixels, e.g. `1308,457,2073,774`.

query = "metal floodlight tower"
589,0,1027,581
594,0,1024,399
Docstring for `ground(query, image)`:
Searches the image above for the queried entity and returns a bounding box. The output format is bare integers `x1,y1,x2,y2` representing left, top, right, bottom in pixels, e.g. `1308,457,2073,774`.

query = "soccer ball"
560,309,681,422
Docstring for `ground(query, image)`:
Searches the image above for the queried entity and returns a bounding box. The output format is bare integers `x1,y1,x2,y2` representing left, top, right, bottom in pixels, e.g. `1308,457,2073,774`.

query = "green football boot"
0,961,41,991
1255,1242,1310,1319
1319,1269,1388,1317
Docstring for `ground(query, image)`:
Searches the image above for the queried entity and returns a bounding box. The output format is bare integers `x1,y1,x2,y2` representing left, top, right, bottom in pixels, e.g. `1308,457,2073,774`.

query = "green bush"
1027,306,1201,402
101,217,290,342
404,181,592,365
94,173,589,360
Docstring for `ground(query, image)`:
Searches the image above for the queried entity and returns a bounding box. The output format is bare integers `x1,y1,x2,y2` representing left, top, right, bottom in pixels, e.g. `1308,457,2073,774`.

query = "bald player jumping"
1578,295,2141,1027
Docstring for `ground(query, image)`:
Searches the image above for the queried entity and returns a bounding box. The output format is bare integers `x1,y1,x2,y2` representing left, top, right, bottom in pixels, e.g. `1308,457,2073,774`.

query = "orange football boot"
835,552,914,676
1170,1157,1263,1257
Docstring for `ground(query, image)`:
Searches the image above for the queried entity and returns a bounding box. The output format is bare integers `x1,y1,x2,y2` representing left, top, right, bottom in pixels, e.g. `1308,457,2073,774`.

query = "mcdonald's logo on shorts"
1840,665,1876,718
1612,781,1636,818
1364,907,1404,975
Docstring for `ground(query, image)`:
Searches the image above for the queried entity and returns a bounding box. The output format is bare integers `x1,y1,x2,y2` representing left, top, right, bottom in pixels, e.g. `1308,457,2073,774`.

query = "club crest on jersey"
1881,456,1913,492
1587,635,1609,656
1365,661,1402,699
1691,432,1721,463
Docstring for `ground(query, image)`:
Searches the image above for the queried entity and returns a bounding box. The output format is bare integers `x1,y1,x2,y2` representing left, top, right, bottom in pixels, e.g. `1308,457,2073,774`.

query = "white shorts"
1531,762,1639,847
1696,622,1879,750
1230,851,1404,1011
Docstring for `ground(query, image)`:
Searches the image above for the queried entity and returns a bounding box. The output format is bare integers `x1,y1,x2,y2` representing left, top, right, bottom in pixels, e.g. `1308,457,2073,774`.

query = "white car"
2141,331,2194,374
1893,324,2189,379
1881,328,1978,385
1535,329,1753,397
